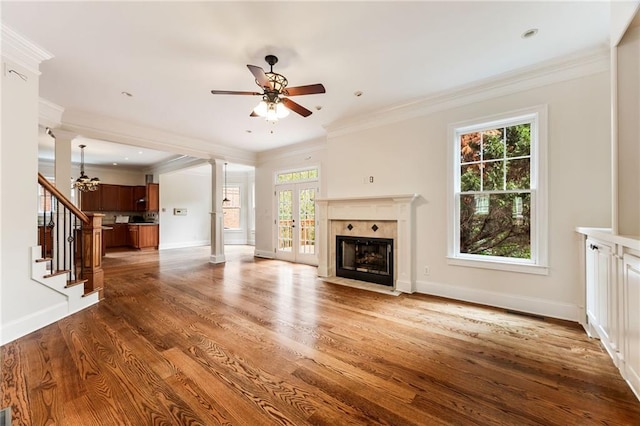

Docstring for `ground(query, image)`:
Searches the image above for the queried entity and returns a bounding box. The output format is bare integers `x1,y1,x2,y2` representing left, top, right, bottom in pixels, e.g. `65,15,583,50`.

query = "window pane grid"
456,121,533,261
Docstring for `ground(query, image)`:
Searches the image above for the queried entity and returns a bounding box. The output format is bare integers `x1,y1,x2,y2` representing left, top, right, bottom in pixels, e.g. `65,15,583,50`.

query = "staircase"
31,246,100,313
35,173,104,314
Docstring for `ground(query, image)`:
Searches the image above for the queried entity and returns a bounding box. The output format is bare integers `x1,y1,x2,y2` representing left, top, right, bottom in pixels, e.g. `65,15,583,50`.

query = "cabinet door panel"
119,186,134,212
80,187,101,211
623,253,640,395
101,184,120,211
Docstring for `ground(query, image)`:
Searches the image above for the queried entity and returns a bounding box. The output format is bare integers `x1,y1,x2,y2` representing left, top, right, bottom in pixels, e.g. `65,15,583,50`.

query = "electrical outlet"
424,266,430,276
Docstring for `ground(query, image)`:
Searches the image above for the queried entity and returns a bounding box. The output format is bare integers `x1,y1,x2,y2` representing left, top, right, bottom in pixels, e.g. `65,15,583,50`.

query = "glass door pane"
298,187,316,255
277,189,293,253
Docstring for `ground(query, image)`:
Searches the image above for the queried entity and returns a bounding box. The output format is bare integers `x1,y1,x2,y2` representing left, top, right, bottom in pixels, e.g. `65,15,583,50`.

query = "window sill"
447,256,549,275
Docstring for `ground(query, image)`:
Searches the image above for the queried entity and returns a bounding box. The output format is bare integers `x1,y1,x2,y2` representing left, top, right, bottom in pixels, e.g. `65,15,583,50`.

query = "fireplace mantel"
316,194,418,293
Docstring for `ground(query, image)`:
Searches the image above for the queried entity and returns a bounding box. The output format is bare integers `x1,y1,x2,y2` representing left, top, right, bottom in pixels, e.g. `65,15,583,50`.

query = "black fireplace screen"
336,236,394,286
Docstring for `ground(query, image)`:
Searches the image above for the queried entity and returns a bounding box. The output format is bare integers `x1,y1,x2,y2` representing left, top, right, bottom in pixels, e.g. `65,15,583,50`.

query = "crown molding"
39,98,65,128
326,48,610,138
59,109,257,166
1,25,53,74
257,136,327,164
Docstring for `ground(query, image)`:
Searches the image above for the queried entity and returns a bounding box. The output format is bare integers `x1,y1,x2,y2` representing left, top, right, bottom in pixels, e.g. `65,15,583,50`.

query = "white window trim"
446,105,548,275
274,165,320,185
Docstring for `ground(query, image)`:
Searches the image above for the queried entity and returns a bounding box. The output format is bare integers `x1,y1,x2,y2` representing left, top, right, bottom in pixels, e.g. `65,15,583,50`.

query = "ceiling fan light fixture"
254,100,268,117
276,102,289,118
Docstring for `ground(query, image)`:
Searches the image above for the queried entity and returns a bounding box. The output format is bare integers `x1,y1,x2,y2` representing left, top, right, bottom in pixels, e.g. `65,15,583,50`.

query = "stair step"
35,257,53,263
43,270,70,279
82,287,103,298
65,279,88,289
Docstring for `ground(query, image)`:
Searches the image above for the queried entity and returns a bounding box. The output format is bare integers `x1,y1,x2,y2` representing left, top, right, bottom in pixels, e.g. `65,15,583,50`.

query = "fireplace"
316,194,417,293
336,235,394,286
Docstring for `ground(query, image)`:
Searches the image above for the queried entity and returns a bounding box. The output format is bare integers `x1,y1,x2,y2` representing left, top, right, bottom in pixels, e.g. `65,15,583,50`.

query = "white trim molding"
327,48,608,138
1,24,53,74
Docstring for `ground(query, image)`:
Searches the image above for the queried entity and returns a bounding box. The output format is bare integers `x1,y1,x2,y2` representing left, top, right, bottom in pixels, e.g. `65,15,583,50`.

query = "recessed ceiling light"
246,130,252,133
113,162,118,166
121,91,133,97
138,151,143,154
354,91,363,97
522,28,538,39
124,157,129,160
315,105,323,111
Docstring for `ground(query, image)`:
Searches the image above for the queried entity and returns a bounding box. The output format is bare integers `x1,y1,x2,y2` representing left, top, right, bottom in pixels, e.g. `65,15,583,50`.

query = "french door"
275,183,318,265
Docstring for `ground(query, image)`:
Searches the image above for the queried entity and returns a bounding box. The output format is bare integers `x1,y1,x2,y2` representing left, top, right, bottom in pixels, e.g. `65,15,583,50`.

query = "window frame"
447,105,548,275
222,185,242,230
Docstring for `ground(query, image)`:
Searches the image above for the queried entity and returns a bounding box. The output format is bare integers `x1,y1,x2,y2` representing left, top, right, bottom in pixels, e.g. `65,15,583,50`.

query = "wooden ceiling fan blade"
282,98,312,117
211,90,262,95
247,65,273,89
283,84,326,96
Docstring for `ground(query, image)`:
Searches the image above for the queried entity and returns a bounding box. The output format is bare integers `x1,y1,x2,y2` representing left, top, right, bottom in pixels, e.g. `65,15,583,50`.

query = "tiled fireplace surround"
316,194,418,293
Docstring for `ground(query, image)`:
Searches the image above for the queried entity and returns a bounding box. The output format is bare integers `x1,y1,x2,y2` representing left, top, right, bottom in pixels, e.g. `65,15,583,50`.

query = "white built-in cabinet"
585,238,617,357
578,228,640,401
623,252,640,396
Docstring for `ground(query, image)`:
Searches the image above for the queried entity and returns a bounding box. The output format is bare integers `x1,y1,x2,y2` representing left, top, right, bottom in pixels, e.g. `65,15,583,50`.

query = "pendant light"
73,144,101,192
223,162,230,204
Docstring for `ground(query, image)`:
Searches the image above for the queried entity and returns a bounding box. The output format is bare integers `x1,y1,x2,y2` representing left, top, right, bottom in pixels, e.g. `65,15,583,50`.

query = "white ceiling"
2,1,612,167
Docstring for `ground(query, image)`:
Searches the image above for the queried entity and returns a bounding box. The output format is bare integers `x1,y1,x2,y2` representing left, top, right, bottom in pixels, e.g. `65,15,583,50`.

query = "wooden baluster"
81,213,105,299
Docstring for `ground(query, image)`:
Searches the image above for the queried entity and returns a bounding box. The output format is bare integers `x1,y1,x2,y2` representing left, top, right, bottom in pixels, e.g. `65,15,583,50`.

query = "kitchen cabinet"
38,226,53,257
119,185,134,212
80,183,160,213
146,183,159,211
80,188,101,211
101,184,120,211
128,224,158,249
105,224,129,248
134,186,146,211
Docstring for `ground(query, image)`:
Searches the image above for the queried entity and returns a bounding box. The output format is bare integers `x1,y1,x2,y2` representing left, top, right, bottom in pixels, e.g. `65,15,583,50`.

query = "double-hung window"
448,106,548,274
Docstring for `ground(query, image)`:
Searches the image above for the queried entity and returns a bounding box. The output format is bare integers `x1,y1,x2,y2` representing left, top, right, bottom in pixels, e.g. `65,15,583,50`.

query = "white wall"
1,55,67,343
159,168,212,249
617,25,640,237
323,72,611,321
254,139,328,258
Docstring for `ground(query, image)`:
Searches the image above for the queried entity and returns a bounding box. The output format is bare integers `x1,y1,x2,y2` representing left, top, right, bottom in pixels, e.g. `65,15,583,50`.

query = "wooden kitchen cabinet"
146,183,159,212
101,184,120,211
81,183,159,213
119,185,134,211
128,224,158,249
80,187,101,211
133,186,146,211
106,224,129,248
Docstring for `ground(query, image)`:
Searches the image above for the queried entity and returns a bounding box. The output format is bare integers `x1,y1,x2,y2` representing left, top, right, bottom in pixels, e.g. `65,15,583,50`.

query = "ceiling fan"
210,55,326,121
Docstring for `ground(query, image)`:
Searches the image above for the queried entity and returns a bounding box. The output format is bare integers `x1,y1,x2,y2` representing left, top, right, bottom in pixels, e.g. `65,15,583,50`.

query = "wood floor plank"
2,245,639,425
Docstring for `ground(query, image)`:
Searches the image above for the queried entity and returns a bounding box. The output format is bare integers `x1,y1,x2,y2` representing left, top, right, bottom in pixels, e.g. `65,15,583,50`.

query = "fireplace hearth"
336,235,394,286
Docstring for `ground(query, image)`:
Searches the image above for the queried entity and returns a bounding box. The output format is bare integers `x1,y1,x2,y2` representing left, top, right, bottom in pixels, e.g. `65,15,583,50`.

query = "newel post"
82,213,104,299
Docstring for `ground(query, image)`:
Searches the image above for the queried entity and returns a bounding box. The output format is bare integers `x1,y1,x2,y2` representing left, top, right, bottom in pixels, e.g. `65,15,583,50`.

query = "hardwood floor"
2,245,640,425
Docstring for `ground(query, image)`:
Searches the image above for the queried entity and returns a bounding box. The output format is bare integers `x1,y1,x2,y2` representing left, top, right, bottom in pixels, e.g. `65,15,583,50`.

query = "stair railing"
37,173,104,298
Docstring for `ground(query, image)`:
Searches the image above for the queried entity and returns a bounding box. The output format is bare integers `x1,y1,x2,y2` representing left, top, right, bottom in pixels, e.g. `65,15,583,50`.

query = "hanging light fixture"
253,95,289,123
73,144,101,192
223,162,230,204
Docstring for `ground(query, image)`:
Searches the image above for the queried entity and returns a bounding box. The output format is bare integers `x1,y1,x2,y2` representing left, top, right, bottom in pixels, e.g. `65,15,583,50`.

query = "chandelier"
74,144,100,192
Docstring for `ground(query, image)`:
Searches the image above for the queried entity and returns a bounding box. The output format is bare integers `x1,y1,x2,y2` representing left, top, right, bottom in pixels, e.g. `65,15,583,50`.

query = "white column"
52,129,77,201
209,159,226,264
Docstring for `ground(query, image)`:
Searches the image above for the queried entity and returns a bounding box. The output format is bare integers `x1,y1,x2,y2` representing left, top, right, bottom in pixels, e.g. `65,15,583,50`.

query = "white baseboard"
159,240,210,250
254,249,275,259
1,302,67,345
416,279,579,322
